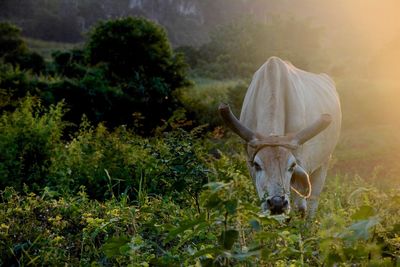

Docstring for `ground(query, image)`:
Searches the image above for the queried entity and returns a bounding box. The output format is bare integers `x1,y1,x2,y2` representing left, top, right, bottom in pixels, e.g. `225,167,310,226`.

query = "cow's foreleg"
307,163,329,217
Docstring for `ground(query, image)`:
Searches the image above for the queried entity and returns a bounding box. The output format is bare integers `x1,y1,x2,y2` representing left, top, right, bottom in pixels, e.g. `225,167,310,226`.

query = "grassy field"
24,38,79,61
334,77,400,186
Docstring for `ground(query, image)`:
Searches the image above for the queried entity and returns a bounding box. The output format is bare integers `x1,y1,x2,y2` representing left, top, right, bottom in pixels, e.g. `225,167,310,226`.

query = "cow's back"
240,57,341,172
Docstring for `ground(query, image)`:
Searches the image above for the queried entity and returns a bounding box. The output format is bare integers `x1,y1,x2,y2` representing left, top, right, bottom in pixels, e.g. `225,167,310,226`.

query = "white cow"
219,57,341,216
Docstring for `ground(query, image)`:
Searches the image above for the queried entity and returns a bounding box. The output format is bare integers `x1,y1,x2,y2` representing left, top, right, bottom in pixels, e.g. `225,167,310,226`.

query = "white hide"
240,56,341,174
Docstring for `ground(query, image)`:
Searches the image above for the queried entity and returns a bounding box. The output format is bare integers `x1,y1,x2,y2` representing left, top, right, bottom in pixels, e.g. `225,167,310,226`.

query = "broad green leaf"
224,199,238,215
219,229,239,250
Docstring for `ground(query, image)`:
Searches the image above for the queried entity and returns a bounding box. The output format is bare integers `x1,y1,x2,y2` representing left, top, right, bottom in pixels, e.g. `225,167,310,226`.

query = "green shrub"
49,120,210,202
0,65,38,110
4,51,45,73
0,97,65,192
48,122,146,199
51,49,87,78
0,22,45,73
44,69,125,128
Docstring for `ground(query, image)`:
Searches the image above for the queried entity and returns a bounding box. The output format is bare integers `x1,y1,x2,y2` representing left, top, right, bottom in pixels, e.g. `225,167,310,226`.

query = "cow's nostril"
269,196,284,208
265,196,289,214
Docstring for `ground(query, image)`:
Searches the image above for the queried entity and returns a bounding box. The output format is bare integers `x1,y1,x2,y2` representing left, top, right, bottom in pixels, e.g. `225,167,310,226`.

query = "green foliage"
48,122,209,202
48,122,142,199
178,79,247,128
1,76,400,265
0,22,26,57
0,96,210,201
0,18,192,134
0,187,140,266
0,22,45,73
51,49,87,78
88,17,172,82
0,64,38,110
2,159,400,265
84,17,189,133
43,69,125,127
5,51,45,73
0,97,64,192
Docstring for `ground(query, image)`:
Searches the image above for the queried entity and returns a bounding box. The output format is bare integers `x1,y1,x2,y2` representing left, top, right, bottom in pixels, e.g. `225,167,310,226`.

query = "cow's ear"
291,165,311,198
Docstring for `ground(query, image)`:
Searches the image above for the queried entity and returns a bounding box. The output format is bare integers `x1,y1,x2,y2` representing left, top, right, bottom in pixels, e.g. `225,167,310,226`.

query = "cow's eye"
253,162,262,171
288,162,296,172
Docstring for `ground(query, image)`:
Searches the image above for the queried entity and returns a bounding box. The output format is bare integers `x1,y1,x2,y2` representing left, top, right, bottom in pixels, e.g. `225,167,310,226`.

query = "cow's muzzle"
265,196,289,215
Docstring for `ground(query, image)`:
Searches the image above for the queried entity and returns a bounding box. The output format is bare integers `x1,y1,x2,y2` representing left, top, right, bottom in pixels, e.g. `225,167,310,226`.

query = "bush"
0,65,38,111
49,120,209,202
43,69,124,127
4,51,45,73
51,49,87,78
0,97,65,192
0,22,45,73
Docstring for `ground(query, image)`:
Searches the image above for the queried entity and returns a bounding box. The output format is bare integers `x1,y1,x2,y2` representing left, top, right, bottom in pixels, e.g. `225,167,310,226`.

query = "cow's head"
219,103,331,215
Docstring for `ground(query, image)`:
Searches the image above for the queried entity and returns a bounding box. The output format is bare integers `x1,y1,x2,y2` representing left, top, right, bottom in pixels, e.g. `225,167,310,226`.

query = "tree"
0,22,26,57
0,22,45,73
86,17,189,133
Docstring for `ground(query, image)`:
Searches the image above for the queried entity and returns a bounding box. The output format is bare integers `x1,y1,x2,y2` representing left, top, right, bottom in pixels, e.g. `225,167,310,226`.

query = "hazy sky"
337,0,400,48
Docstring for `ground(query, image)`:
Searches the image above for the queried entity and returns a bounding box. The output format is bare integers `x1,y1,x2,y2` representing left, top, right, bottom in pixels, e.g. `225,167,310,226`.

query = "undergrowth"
1,95,400,266
1,164,399,266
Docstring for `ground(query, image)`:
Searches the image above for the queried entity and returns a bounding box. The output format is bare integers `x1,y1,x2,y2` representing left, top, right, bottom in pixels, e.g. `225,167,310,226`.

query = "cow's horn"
219,103,256,142
292,114,332,145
